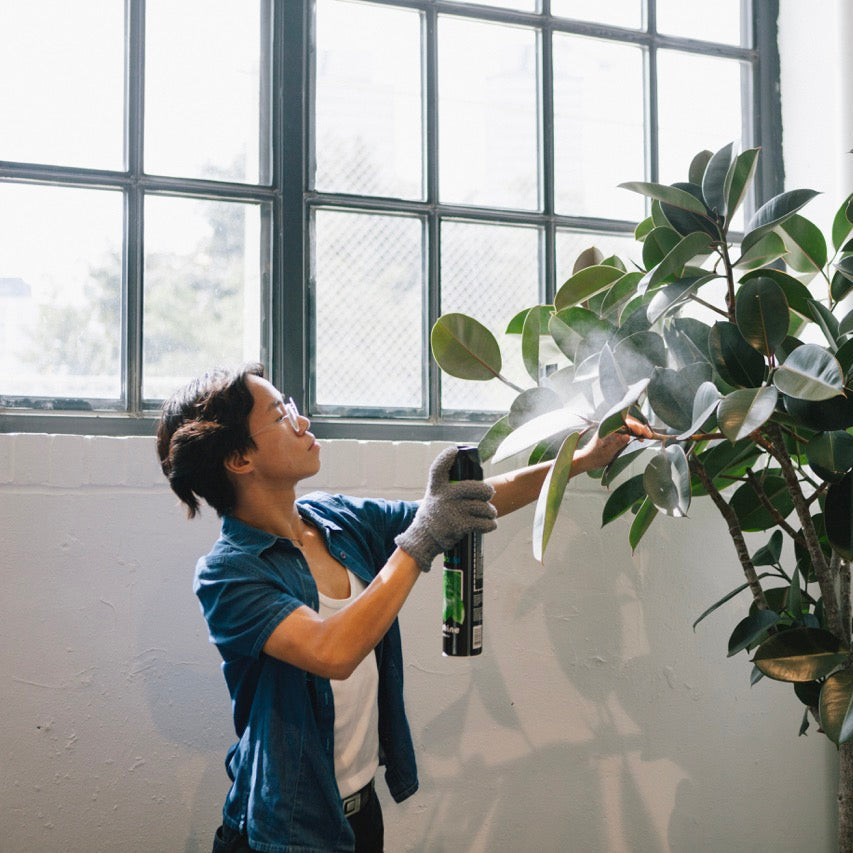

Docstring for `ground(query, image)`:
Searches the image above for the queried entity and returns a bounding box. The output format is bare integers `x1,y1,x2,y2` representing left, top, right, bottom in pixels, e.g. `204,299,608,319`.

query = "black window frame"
0,0,782,439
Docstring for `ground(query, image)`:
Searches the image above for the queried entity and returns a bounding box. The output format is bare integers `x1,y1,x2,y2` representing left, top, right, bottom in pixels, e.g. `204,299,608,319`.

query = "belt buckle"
342,791,361,817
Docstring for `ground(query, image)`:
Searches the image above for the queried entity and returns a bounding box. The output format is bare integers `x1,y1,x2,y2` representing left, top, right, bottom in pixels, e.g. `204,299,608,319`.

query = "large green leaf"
533,431,581,561
647,363,712,432
521,305,543,383
600,272,643,318
431,314,502,380
820,670,853,745
601,473,646,526
734,277,789,356
598,342,627,405
697,437,760,481
752,530,784,566
740,268,814,320
643,445,691,517
508,387,563,428
728,610,781,656
477,416,514,464
619,181,710,215
835,337,853,378
689,149,714,185
506,305,554,335
613,331,668,384
832,192,853,252
640,231,713,293
554,265,625,311
493,406,589,463
709,321,766,388
835,256,853,286
733,232,788,271
825,472,853,560
742,189,821,249
806,431,853,478
642,226,681,270
629,497,658,552
701,141,736,217
783,393,853,431
597,378,651,439
778,214,828,273
729,474,794,531
725,148,760,229
752,627,847,682
661,183,719,237
832,269,853,303
550,307,614,363
676,380,722,439
717,386,778,442
807,299,840,349
772,344,844,401
646,275,716,324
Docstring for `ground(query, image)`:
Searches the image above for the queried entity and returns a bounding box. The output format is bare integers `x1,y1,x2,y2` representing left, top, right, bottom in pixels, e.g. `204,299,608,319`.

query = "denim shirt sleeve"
194,551,305,661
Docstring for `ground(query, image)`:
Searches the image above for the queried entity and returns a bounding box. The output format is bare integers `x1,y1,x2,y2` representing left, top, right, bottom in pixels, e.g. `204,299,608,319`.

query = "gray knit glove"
395,446,498,572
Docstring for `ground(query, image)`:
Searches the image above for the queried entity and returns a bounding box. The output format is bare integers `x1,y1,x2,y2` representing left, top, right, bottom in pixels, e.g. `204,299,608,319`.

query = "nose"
296,413,311,434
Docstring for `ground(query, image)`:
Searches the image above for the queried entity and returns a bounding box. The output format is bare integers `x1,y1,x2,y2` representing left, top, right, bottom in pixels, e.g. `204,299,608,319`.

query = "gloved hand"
395,446,498,572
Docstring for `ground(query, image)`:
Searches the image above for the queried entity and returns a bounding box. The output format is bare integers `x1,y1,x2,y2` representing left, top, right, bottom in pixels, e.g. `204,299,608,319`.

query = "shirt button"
339,551,347,560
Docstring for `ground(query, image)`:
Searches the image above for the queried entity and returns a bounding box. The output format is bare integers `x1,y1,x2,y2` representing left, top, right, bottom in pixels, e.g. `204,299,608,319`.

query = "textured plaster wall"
0,435,837,852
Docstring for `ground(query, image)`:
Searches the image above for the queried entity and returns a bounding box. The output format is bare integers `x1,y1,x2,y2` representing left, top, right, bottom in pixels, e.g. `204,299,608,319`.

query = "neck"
231,486,305,543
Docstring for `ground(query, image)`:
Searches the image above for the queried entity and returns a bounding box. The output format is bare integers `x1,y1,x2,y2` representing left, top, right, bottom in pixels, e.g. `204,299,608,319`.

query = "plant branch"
687,294,730,318
689,454,769,611
718,241,737,321
744,468,805,547
759,423,843,638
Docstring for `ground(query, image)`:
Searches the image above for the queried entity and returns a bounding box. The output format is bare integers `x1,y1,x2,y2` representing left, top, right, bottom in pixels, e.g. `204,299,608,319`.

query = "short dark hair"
156,363,265,518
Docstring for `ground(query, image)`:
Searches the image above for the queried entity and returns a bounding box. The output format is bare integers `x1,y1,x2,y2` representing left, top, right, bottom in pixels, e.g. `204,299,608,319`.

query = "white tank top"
317,570,380,798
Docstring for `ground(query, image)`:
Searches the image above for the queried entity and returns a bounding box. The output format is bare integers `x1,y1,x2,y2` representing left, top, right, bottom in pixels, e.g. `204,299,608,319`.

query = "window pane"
315,0,423,199
439,17,539,210
313,210,424,411
0,184,122,400
556,230,641,285
145,0,265,183
551,0,642,29
657,0,744,46
445,0,536,11
143,196,263,400
0,0,124,170
440,221,539,412
657,52,747,189
553,35,645,221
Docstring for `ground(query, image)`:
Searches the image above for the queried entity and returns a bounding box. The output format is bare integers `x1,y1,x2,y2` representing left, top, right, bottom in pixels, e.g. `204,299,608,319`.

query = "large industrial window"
0,0,781,438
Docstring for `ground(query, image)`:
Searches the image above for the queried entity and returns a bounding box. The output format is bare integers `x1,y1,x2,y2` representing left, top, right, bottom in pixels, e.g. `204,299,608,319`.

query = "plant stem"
719,241,737,321
689,455,769,610
744,468,805,546
760,423,843,638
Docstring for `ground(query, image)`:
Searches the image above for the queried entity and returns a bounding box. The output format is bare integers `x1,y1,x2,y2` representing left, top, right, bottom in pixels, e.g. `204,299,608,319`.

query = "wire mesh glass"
313,209,424,411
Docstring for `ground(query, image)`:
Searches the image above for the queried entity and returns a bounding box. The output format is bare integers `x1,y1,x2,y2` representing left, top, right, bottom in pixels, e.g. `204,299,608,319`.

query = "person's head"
156,363,265,518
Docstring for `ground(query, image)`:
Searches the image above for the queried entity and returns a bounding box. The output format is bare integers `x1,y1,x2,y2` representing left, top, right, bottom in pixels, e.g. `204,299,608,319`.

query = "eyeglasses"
250,395,302,438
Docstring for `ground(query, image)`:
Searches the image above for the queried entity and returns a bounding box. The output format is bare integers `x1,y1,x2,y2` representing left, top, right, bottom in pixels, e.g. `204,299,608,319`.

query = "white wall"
3,3,853,851
0,435,838,852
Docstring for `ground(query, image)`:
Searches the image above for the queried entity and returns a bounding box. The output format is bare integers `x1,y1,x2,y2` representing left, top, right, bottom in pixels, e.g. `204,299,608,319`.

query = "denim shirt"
194,493,420,853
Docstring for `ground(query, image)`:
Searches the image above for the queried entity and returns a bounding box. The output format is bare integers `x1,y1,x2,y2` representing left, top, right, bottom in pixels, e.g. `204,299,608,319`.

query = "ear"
224,448,254,476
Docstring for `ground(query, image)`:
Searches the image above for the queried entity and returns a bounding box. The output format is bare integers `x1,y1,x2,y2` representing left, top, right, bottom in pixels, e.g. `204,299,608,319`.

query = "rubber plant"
431,143,853,849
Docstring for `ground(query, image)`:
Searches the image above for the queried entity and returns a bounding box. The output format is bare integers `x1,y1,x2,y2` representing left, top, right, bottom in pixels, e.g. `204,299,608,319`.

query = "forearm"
263,548,421,679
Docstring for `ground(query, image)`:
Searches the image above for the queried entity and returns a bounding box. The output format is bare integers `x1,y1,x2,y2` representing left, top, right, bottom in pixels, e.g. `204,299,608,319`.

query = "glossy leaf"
493,406,589,463
688,149,713,185
692,574,774,631
825,472,853,560
629,497,658,552
554,265,625,311
670,317,713,362
601,473,646,526
521,305,543,383
598,343,627,405
643,445,691,517
701,141,736,217
600,272,643,318
646,275,716,324
734,232,787,271
573,246,604,273
773,344,844,401
597,379,651,438
752,530,784,566
806,431,853,477
477,415,513,464
533,431,581,562
642,226,681,270
752,627,847,682
431,314,502,380
506,305,553,335
807,299,840,349
734,277,789,356
835,256,853,286
778,214,828,273
641,231,713,292
648,363,712,432
619,181,710,215
820,670,853,745
784,393,853,431
613,331,668,384
730,475,794,531
717,386,778,442
661,183,719,237
709,321,766,388
728,610,781,656
835,337,853,377
743,189,821,248
741,268,814,320
508,387,563,428
725,147,760,228
832,192,853,252
832,269,853,304
676,380,722,439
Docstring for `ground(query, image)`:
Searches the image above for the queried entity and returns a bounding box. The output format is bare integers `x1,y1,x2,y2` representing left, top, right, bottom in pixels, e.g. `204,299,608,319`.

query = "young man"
156,363,632,853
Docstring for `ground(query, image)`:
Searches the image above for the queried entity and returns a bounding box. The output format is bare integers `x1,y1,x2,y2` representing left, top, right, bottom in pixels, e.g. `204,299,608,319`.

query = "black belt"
342,778,374,817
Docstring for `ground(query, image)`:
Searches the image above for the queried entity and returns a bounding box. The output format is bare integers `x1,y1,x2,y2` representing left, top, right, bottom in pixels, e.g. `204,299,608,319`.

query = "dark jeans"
211,787,384,853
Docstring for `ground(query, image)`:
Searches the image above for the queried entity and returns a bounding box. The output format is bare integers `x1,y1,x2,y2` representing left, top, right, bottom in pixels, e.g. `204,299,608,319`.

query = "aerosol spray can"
442,445,484,657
